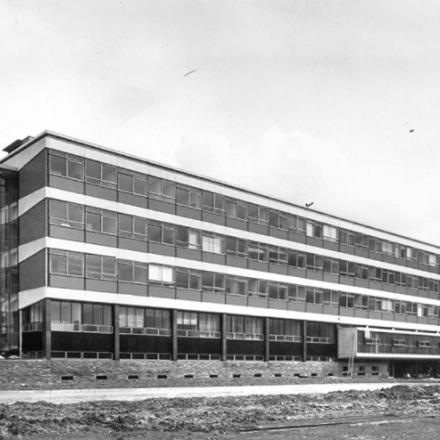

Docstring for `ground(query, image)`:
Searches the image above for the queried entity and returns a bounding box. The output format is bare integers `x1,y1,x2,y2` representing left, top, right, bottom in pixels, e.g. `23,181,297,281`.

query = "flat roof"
2,129,438,250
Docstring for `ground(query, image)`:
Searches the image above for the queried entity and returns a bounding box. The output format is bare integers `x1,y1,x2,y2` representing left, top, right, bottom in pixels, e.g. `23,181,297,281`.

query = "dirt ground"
1,385,440,439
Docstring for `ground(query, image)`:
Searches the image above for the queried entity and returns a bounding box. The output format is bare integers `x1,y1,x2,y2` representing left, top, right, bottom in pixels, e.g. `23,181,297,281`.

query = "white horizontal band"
18,236,440,307
18,186,440,281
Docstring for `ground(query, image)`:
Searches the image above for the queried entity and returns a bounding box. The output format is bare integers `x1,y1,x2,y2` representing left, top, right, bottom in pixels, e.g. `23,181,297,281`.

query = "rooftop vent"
3,136,34,154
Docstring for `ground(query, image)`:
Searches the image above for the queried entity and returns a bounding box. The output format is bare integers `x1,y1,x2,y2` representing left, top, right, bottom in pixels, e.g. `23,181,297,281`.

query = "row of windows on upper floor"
23,300,334,341
48,200,440,295
48,150,440,271
48,249,440,319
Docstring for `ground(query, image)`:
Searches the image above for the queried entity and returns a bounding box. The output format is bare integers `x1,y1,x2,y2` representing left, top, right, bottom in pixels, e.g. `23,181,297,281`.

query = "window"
119,307,144,328
49,153,84,181
226,277,247,295
202,234,224,254
86,207,117,235
306,288,323,304
382,241,393,255
51,301,81,324
85,255,117,280
148,264,174,285
85,160,117,188
49,250,84,277
49,200,84,229
340,230,355,246
225,198,247,220
269,319,301,337
201,271,225,292
306,222,322,238
177,311,220,336
269,282,287,300
118,260,148,284
118,171,147,196
148,177,175,201
176,268,201,290
306,322,335,342
248,203,269,224
323,290,338,305
148,221,175,245
339,293,354,308
176,185,201,209
82,303,112,326
226,315,264,339
323,225,338,242
145,308,171,329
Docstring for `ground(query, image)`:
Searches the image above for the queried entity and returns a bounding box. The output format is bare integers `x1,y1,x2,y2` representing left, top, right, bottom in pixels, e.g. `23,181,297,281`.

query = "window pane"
102,212,117,234
86,254,101,278
148,222,162,242
134,264,147,284
118,214,133,237
163,226,175,245
102,257,116,280
61,302,71,323
118,261,133,282
176,187,189,205
162,267,174,283
176,269,189,288
49,200,67,222
49,155,66,176
102,164,117,184
51,301,61,322
102,305,112,326
189,190,201,208
69,204,84,225
163,180,175,199
118,173,132,192
86,211,100,232
134,218,148,240
148,176,161,195
67,160,84,180
82,303,93,324
50,253,67,274
85,159,100,179
133,177,147,196
68,253,84,276
148,264,162,281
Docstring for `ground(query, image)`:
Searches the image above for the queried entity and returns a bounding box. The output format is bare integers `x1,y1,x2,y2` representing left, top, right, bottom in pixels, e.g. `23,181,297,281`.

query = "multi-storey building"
1,130,440,377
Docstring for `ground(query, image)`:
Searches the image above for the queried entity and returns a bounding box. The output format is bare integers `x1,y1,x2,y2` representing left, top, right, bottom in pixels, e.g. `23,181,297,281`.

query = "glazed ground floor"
17,298,440,378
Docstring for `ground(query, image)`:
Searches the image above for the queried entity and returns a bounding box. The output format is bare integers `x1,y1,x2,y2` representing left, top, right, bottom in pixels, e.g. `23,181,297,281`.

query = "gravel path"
0,381,430,404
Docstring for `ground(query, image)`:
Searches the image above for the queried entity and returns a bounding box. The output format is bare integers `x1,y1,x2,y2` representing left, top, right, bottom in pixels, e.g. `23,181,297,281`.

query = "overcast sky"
1,0,440,243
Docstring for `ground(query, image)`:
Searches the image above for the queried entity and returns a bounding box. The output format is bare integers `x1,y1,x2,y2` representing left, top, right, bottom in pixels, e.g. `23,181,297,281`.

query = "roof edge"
2,129,439,250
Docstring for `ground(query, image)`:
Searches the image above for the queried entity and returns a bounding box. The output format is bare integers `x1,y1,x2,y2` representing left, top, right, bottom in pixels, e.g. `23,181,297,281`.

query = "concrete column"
221,313,227,361
264,317,270,362
172,309,178,361
18,309,23,358
113,304,120,361
302,320,307,362
42,298,51,360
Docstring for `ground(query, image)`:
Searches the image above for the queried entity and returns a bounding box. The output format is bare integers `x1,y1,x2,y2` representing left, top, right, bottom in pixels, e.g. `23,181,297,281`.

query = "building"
1,130,440,377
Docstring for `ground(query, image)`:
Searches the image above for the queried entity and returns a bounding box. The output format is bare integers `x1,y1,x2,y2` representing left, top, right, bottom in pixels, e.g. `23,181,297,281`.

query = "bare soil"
1,385,440,439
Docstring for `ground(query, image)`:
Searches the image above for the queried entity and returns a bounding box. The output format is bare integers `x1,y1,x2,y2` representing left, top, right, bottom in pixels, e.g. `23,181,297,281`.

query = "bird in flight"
184,69,198,77
409,129,415,133
305,202,314,208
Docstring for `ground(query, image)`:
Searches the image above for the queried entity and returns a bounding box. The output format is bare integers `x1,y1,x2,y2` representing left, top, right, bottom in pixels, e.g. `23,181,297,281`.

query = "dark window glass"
118,214,133,238
67,160,84,180
102,212,117,234
86,211,101,232
133,177,147,196
176,187,189,205
118,173,132,192
49,155,66,176
85,160,100,180
102,164,117,185
148,222,162,242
